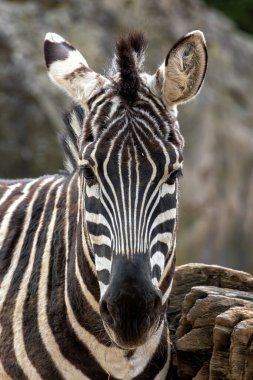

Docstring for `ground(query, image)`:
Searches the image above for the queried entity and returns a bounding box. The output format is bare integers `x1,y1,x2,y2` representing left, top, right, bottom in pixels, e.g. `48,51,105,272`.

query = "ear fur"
44,33,108,103
152,30,207,106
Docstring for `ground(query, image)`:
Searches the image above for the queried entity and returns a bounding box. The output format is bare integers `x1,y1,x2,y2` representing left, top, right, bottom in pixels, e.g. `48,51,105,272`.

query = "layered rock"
169,264,253,379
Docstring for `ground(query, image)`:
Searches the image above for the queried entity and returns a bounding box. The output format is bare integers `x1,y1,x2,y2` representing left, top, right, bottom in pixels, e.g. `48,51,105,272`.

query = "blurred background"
0,0,252,272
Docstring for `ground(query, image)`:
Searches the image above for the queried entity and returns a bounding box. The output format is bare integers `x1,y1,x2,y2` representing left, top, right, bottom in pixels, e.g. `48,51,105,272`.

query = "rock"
167,263,253,338
168,264,253,379
211,307,253,380
0,0,252,270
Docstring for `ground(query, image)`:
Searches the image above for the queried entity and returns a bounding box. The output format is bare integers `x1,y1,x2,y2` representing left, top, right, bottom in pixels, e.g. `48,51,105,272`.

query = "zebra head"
44,31,207,349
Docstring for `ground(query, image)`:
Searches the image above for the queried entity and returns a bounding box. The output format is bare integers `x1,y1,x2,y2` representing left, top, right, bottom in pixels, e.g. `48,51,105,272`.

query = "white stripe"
38,182,87,380
92,95,120,139
95,255,111,272
0,178,53,313
149,208,176,235
89,234,111,248
0,183,21,207
74,173,100,313
129,321,165,377
95,191,118,253
128,146,133,253
162,277,174,306
151,251,165,270
91,121,128,254
133,144,140,253
159,238,176,287
65,138,80,166
78,176,97,276
161,182,176,196
150,232,172,250
133,119,171,252
118,135,129,254
85,211,112,232
160,244,176,305
90,122,127,254
75,256,99,314
104,123,127,254
13,180,62,380
132,126,157,253
98,281,108,299
139,93,171,132
154,330,171,380
70,110,82,138
0,179,39,250
85,183,100,199
65,286,131,378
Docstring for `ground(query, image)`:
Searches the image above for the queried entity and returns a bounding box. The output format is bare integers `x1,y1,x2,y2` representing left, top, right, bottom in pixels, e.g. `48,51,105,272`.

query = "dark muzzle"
100,254,163,348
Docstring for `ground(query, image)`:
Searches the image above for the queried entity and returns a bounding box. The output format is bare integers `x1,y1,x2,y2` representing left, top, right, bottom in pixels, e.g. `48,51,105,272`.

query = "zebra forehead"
84,95,175,142
84,127,172,165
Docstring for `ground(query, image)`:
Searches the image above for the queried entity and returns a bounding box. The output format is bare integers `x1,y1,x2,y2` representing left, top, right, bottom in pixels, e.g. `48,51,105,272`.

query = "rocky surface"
0,0,252,271
169,264,253,379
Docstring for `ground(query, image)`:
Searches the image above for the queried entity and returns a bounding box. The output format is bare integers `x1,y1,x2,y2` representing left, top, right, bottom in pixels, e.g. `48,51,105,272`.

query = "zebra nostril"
154,293,162,312
148,292,162,317
100,300,115,326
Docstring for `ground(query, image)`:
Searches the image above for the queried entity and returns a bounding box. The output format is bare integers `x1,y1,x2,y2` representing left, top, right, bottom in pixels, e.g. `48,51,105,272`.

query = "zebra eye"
83,165,96,185
166,169,183,185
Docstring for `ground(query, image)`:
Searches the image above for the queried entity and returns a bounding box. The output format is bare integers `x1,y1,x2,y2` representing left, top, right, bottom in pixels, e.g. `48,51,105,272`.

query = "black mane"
115,32,147,102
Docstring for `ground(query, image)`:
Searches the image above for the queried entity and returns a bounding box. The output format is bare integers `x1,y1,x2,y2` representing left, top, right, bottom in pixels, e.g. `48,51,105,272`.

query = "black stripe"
0,179,62,380
23,181,63,379
0,182,23,224
151,241,168,256
87,221,111,239
152,264,162,281
44,40,75,68
160,254,176,295
67,267,108,345
46,184,112,378
62,138,78,170
94,244,112,260
150,219,175,243
97,269,110,285
0,181,41,283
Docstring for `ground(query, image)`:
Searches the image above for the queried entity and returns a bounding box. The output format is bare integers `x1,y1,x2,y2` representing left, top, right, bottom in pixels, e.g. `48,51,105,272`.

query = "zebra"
0,30,207,379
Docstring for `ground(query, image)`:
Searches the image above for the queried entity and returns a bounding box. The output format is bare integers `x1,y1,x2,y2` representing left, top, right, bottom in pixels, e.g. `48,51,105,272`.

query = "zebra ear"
153,31,207,106
44,33,108,103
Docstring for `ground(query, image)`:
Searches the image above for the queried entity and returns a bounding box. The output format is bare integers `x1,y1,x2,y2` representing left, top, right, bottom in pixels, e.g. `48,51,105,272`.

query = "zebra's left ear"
44,33,108,103
152,30,207,106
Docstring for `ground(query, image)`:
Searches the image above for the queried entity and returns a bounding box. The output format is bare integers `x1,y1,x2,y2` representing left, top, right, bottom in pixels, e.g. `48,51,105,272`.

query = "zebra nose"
100,299,117,326
100,290,162,327
148,291,163,316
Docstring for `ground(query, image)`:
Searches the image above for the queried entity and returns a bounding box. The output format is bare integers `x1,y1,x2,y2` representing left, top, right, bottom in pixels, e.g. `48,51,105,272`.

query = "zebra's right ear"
149,30,207,106
44,33,109,103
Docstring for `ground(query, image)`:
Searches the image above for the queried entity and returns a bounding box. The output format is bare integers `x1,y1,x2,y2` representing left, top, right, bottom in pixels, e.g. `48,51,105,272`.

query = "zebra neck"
41,173,99,320
54,173,103,335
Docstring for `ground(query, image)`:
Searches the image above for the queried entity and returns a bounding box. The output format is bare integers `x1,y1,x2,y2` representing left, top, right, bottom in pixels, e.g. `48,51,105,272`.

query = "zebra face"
82,113,183,348
44,30,207,348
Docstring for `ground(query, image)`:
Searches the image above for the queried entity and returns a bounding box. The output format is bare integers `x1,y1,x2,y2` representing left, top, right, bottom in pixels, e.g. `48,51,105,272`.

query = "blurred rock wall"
0,0,252,271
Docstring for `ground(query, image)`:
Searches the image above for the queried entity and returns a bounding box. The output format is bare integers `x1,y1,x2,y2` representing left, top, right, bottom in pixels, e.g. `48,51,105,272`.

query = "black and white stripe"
0,30,207,379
